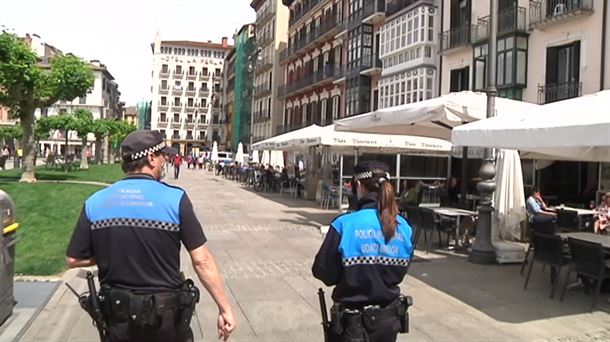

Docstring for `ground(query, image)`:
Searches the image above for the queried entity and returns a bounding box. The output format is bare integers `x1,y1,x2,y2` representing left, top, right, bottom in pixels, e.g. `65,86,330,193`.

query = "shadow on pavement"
409,251,610,324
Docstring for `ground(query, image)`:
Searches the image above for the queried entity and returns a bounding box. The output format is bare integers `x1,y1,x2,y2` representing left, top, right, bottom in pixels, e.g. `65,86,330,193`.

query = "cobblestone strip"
533,328,610,342
221,259,313,279
204,224,319,232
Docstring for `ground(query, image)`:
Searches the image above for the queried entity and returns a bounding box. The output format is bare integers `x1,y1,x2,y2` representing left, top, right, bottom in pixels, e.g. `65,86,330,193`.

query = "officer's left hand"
217,308,236,341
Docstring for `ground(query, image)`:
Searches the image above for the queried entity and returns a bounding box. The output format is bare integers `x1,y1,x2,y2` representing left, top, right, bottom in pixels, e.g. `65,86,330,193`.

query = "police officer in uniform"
66,130,236,342
313,161,413,342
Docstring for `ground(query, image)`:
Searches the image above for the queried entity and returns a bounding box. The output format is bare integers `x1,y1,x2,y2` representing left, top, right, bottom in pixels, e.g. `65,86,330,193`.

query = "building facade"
378,0,440,110
223,47,237,150
439,0,608,103
150,35,231,155
232,24,257,151
251,0,290,142
279,0,346,134
439,0,609,206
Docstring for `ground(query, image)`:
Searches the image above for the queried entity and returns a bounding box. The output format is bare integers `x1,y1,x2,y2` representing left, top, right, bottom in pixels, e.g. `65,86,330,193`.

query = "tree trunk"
103,135,109,164
19,109,37,183
80,136,89,169
94,135,102,164
64,129,69,172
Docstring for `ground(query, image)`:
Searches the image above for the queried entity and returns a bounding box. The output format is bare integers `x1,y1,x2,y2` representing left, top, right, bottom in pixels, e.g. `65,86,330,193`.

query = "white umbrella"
452,90,610,162
211,141,219,162
251,150,259,164
261,150,270,165
492,149,527,241
275,151,285,169
335,91,538,140
235,142,244,164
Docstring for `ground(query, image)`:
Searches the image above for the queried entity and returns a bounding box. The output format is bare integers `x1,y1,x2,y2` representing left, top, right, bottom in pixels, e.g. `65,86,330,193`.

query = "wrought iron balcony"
280,15,341,64
289,0,321,27
158,86,169,95
186,72,197,80
171,120,182,129
473,6,527,42
158,102,169,111
199,89,210,97
529,0,594,29
171,134,181,140
185,118,196,129
254,83,272,98
199,72,209,80
172,87,183,96
440,25,474,54
159,70,170,78
173,70,184,78
185,105,197,113
362,0,385,25
537,82,581,104
185,88,196,96
360,53,382,76
256,5,275,25
277,64,338,98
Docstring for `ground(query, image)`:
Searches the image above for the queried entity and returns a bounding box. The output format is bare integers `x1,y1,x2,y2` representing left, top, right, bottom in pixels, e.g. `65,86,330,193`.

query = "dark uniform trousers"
331,314,400,342
107,307,194,342
102,290,196,342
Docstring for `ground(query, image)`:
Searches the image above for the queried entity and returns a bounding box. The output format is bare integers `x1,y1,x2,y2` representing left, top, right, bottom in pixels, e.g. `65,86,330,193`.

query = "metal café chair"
560,238,610,311
523,232,570,299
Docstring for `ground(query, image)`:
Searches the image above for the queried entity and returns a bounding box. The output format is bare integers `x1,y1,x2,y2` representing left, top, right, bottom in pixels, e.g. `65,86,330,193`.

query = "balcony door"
545,41,580,102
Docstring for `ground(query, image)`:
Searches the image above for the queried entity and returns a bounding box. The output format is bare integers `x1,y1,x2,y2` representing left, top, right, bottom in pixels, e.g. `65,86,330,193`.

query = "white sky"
2,0,256,106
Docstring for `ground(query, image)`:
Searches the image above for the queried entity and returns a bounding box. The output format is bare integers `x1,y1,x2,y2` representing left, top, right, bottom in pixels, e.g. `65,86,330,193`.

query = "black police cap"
121,130,178,161
353,161,391,181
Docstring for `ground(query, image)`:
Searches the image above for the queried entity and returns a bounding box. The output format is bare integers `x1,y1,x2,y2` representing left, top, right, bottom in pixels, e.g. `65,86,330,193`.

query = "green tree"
36,113,78,171
0,31,94,182
73,109,94,169
108,120,136,160
0,124,22,145
91,118,111,164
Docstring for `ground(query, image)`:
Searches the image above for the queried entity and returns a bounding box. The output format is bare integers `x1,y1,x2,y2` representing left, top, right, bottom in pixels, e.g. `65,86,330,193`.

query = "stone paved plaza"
16,168,610,341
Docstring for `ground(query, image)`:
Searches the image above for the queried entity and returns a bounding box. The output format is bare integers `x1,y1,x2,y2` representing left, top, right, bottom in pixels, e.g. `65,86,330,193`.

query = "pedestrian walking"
173,153,183,179
0,145,10,170
65,130,236,342
313,161,413,342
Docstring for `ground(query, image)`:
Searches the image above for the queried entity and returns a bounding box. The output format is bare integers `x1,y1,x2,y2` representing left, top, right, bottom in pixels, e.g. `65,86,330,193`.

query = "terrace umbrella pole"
469,0,498,264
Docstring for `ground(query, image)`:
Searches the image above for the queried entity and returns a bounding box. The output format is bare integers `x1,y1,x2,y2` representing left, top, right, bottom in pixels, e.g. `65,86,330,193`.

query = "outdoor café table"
553,206,597,230
433,207,478,247
558,232,610,250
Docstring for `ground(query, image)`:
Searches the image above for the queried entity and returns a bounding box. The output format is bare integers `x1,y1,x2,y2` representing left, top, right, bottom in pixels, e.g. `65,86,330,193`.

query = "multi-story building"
439,0,608,103
123,106,137,126
232,24,257,151
136,101,151,130
223,47,237,150
378,0,440,110
278,0,346,134
439,0,609,205
150,35,231,155
18,34,122,159
250,0,290,141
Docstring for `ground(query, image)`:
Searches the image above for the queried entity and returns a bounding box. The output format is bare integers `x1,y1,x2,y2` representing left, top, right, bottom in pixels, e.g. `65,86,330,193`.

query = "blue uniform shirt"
313,194,413,307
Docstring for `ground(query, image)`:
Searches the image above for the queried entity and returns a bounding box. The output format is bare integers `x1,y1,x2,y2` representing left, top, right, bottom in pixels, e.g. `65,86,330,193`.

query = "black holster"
99,285,163,327
175,279,200,332
330,296,413,342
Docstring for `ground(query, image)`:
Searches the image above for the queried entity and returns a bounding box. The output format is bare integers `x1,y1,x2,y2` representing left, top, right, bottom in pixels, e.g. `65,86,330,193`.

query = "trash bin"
0,190,19,326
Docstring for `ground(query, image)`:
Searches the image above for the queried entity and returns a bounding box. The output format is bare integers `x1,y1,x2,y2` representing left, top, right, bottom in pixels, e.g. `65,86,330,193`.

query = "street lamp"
469,0,498,264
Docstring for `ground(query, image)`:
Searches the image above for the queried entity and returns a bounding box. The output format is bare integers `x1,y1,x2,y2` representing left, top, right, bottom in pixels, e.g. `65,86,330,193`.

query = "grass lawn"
0,163,124,184
0,164,125,275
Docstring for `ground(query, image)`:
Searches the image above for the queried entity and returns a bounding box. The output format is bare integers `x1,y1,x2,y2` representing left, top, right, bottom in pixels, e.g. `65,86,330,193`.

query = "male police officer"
66,130,236,342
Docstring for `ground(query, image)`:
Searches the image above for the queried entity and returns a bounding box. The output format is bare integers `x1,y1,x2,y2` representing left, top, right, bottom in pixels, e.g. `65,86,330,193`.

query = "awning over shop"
334,91,538,140
452,90,610,162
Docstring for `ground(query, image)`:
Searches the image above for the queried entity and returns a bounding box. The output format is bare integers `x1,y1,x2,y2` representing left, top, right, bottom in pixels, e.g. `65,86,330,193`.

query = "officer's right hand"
217,308,236,341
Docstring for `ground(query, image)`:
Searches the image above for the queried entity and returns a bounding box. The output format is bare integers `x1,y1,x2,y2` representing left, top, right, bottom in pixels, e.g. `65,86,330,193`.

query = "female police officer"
313,161,413,342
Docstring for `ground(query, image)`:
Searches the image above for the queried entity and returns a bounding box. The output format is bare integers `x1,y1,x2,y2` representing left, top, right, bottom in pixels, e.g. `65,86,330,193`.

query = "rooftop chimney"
221,37,228,48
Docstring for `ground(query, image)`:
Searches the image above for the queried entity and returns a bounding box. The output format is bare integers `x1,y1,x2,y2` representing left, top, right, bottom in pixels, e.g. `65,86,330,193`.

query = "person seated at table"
526,188,557,224
398,180,419,209
447,177,460,207
594,192,610,234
